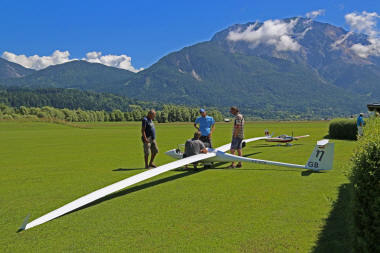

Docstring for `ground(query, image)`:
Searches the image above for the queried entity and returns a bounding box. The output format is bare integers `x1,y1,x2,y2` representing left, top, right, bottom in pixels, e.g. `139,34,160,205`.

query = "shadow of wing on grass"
207,152,262,169
243,152,262,157
65,170,202,217
113,168,145,171
251,144,303,148
312,183,354,253
212,167,301,172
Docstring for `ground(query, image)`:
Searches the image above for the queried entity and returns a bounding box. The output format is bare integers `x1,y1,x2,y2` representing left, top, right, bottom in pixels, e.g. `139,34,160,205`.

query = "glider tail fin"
264,129,272,137
305,140,334,171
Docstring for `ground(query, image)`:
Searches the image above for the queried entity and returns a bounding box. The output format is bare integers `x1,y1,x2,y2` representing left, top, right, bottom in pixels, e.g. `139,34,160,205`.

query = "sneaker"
236,163,242,168
149,163,157,168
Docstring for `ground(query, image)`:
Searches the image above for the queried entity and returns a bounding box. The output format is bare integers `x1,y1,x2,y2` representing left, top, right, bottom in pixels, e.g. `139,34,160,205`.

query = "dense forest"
0,87,224,122
0,103,223,123
0,86,339,120
0,86,157,111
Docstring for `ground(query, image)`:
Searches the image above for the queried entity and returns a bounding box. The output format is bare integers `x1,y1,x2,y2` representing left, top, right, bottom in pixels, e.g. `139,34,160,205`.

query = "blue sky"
1,0,380,70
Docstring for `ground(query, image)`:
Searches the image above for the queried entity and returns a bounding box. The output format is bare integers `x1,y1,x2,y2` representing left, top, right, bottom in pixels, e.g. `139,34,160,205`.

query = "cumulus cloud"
227,19,301,51
2,50,73,70
306,9,325,19
344,11,380,57
345,11,379,36
351,38,380,57
1,50,143,72
83,51,143,73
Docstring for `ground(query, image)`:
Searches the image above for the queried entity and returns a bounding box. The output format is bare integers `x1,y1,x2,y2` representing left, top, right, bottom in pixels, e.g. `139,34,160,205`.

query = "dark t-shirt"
184,138,206,157
142,117,156,139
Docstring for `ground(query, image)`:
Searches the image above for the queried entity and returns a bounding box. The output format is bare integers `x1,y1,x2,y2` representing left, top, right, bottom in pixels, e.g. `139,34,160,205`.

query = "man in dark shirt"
141,110,158,169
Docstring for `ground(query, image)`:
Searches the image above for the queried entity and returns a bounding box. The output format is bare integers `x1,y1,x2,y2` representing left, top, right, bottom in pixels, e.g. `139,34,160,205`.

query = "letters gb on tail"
305,139,334,171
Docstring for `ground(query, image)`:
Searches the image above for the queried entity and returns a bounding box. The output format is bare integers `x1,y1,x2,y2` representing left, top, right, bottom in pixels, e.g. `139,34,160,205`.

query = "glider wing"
215,136,268,152
21,152,216,231
294,135,310,140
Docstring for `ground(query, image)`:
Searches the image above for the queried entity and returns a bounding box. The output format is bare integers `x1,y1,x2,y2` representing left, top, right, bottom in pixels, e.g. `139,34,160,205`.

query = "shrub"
19,106,29,115
37,111,50,119
0,114,13,120
22,115,38,120
350,117,380,253
329,118,357,140
11,114,21,120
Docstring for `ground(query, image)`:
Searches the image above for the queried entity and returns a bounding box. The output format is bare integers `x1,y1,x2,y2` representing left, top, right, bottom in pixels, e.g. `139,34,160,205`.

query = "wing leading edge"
215,136,268,152
21,152,216,231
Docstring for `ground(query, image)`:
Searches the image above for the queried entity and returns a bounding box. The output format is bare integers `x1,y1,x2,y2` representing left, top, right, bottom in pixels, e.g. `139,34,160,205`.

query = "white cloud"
344,11,380,58
306,9,325,19
351,38,380,57
1,50,143,72
2,50,73,70
227,19,301,51
83,51,143,73
345,11,379,36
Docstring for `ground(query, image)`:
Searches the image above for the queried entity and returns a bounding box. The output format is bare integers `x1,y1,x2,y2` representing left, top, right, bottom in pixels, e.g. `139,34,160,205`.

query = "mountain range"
1,17,379,118
0,58,35,79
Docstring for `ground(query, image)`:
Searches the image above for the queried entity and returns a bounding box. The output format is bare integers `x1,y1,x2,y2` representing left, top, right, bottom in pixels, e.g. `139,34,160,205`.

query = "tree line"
0,87,158,111
0,104,223,123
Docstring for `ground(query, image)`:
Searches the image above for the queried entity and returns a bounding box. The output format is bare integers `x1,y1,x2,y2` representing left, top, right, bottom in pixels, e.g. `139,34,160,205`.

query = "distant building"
367,103,380,116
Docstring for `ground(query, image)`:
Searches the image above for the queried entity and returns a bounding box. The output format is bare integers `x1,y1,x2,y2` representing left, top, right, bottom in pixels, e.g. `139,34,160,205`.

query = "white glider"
19,137,333,231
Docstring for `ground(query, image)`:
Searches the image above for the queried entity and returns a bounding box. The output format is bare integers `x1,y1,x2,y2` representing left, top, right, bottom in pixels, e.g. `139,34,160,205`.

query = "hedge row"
350,117,380,253
329,118,358,140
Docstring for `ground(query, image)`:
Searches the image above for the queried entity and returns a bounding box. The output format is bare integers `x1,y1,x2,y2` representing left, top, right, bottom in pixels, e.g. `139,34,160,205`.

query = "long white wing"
22,152,216,231
215,136,268,152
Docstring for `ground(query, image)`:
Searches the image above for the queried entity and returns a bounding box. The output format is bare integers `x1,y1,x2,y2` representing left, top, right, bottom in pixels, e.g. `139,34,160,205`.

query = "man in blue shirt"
357,113,365,137
194,108,215,148
141,110,158,169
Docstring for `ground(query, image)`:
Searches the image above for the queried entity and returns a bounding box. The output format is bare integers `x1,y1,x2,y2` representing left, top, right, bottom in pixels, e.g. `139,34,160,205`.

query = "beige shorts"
358,126,363,136
142,137,159,155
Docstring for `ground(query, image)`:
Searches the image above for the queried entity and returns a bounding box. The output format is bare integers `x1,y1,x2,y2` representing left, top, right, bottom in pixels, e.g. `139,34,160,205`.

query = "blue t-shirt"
195,116,215,136
357,116,364,127
142,117,156,139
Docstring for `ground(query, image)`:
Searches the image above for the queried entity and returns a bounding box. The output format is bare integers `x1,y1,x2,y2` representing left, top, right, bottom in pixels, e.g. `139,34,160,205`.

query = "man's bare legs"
144,154,149,169
230,148,235,167
145,153,157,169
149,152,157,167
229,148,243,168
237,149,242,168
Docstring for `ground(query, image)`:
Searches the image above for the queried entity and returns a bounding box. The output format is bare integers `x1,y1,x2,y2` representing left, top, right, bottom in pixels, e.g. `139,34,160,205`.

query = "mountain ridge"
1,17,378,118
0,58,35,79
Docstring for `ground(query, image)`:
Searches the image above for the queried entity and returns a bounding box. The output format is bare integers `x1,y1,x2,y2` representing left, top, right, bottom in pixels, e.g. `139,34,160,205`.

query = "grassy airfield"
0,121,355,252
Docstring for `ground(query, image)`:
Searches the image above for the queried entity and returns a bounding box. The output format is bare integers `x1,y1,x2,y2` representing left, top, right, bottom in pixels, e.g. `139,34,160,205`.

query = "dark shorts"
142,136,159,155
200,135,212,148
231,137,243,150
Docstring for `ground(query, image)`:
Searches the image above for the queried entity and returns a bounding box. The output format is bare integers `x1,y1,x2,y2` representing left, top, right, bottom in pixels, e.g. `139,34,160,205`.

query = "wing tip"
17,214,30,233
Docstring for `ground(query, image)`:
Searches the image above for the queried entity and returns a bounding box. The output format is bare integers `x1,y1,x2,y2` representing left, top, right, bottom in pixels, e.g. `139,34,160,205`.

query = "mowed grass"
0,121,355,252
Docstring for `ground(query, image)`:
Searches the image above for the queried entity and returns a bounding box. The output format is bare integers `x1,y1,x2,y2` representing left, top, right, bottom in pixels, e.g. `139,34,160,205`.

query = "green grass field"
0,121,355,252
